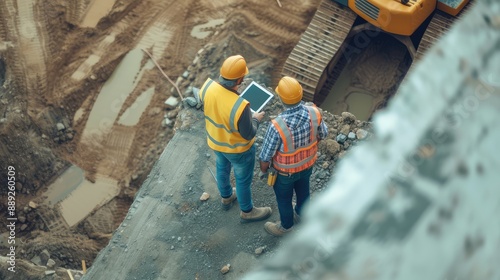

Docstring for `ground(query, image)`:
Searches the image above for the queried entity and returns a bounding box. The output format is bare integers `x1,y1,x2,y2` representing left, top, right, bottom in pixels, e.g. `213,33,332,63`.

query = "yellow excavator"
282,0,472,108
349,0,470,35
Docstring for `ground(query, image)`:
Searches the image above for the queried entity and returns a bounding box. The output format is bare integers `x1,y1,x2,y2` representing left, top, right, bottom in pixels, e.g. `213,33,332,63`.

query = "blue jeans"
214,145,255,212
273,167,313,229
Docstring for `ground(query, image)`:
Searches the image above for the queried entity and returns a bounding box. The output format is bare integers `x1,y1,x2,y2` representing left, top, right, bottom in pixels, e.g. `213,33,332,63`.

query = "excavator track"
282,0,357,101
415,1,475,61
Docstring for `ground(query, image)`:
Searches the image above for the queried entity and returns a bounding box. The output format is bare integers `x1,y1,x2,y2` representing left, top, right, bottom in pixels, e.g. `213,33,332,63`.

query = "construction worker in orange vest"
199,55,272,223
259,76,328,236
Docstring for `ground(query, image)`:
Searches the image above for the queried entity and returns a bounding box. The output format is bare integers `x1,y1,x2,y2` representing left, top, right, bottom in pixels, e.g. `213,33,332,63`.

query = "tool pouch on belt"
267,167,277,187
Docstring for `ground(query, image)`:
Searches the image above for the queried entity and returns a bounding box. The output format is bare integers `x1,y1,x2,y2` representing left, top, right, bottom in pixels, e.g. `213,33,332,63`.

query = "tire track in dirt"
39,5,67,79
73,0,194,183
234,10,301,43
63,0,92,25
67,0,230,244
70,33,117,82
38,1,180,243
134,0,192,58
210,0,321,86
135,21,173,58
67,1,165,167
54,1,155,100
97,126,136,179
0,5,9,49
0,0,56,125
85,0,202,183
1,0,49,101
13,0,47,91
163,0,196,66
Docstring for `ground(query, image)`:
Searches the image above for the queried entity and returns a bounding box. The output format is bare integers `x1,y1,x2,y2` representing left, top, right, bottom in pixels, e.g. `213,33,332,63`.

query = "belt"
276,167,313,177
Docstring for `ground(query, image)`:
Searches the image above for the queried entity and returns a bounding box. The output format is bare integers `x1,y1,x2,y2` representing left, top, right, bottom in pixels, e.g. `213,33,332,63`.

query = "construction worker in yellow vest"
199,55,272,223
259,76,328,236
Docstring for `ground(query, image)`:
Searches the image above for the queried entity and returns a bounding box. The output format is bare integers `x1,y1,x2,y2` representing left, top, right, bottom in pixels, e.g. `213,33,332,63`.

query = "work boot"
240,206,272,223
264,221,292,237
221,188,237,210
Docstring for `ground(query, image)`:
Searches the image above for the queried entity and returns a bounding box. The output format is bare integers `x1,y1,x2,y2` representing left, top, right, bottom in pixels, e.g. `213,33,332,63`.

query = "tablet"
239,81,274,113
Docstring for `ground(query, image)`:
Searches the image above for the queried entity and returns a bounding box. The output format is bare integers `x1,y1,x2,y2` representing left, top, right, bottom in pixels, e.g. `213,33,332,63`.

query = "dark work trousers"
272,167,313,229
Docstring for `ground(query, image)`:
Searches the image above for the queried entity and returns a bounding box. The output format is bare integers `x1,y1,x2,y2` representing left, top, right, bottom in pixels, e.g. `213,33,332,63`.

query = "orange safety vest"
272,106,322,174
199,78,254,153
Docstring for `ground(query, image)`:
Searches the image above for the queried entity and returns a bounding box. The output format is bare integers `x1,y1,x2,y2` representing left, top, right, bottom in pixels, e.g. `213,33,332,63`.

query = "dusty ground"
0,0,334,277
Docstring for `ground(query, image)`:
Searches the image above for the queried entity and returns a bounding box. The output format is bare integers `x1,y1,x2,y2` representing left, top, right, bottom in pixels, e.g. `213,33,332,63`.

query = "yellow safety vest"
272,106,322,173
199,78,255,153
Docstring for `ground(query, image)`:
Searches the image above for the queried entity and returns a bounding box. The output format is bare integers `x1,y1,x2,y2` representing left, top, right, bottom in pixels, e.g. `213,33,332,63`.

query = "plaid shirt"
259,102,328,162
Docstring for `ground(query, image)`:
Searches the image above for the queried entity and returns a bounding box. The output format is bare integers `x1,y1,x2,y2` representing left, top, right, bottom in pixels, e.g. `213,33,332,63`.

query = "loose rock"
56,122,65,131
31,256,42,266
336,134,347,144
323,139,340,155
341,112,357,124
184,96,198,108
165,97,179,109
200,192,210,201
255,246,267,255
356,129,369,140
47,259,56,268
29,201,38,209
40,249,50,266
220,264,231,274
340,124,350,135
162,118,174,128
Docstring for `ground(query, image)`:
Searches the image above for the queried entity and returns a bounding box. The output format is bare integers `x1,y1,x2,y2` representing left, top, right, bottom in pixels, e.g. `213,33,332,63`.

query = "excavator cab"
334,0,470,35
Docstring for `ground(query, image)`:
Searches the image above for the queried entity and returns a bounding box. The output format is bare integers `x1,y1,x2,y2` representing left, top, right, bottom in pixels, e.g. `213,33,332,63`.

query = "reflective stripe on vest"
200,79,214,102
200,78,254,153
272,106,322,173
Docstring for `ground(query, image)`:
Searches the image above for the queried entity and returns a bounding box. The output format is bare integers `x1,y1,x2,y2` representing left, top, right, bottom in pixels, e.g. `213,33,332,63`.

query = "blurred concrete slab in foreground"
243,1,500,279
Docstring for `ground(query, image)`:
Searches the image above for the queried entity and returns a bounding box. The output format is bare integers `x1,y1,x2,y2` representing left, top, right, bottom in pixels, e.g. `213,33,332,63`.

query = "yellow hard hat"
275,76,303,105
220,55,249,80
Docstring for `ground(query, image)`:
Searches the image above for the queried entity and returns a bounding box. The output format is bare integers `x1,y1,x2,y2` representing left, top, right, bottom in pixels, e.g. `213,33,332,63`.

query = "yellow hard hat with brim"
220,55,249,80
